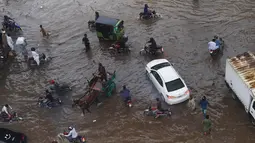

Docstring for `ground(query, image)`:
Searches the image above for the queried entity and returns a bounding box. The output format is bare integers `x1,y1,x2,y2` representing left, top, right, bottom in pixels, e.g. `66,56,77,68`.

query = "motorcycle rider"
112,34,128,53
64,126,78,142
208,39,219,52
1,104,12,120
143,4,151,17
4,15,14,27
82,34,90,52
147,37,157,53
98,63,107,81
45,89,54,102
156,98,163,111
4,15,14,23
120,85,131,103
49,80,60,93
214,36,221,49
148,99,162,119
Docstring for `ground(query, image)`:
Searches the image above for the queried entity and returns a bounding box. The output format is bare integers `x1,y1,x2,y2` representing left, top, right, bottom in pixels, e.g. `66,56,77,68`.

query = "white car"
146,59,190,105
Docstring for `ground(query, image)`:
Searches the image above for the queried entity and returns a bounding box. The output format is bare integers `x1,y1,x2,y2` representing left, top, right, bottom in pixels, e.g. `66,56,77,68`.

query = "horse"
72,75,102,115
72,90,101,115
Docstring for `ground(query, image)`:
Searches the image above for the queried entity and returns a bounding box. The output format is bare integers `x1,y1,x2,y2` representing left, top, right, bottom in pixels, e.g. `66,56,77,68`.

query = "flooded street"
0,0,255,142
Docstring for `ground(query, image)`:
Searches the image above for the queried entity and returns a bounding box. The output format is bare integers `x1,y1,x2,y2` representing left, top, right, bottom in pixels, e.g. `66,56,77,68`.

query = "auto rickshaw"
95,16,125,41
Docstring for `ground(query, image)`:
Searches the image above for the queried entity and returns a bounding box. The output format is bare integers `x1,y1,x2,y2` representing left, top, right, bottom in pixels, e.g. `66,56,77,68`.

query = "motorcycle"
209,49,219,56
140,43,164,55
109,35,129,53
109,42,130,53
57,132,87,143
0,112,23,122
139,10,162,20
38,97,62,108
209,37,224,57
126,99,132,108
2,20,22,31
144,107,171,119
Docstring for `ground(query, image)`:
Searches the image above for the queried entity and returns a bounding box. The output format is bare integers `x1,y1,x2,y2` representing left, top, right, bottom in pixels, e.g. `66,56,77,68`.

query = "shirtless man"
40,25,49,37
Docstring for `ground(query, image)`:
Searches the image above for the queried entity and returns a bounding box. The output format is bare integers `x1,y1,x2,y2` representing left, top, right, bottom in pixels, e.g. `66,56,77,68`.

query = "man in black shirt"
45,90,54,102
82,34,90,52
147,37,157,52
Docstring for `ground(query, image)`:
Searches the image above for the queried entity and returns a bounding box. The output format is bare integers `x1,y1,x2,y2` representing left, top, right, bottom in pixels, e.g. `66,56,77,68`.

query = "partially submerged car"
146,59,190,105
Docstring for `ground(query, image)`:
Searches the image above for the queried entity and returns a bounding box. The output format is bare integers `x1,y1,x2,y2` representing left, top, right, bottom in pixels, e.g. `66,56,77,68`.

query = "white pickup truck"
225,51,255,125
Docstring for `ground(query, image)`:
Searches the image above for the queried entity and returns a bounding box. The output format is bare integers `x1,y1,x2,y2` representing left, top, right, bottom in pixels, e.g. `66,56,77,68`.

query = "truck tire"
225,80,236,100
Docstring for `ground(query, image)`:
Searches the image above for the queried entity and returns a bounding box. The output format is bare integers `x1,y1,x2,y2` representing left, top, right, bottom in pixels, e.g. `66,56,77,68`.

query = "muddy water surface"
0,0,255,142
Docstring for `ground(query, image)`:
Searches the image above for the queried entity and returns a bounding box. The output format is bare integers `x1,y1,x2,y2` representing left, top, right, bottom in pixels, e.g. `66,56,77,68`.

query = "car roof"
96,16,120,26
157,66,180,82
146,59,170,69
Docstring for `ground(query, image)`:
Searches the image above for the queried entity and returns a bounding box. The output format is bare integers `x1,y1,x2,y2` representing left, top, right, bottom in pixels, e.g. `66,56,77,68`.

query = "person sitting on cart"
120,85,131,103
98,63,107,81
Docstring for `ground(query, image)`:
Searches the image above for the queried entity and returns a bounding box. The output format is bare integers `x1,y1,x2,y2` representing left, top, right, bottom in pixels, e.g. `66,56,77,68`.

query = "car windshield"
151,62,170,70
165,78,185,92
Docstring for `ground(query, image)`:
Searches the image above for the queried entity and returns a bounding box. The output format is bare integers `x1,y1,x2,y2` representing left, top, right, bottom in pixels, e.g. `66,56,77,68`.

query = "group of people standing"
188,95,212,135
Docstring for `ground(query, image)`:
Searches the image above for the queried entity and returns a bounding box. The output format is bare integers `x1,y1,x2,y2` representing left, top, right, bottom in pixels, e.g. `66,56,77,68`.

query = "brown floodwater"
0,0,255,142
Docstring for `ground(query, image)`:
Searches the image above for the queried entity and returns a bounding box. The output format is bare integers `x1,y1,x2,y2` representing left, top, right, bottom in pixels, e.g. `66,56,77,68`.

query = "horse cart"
72,71,116,114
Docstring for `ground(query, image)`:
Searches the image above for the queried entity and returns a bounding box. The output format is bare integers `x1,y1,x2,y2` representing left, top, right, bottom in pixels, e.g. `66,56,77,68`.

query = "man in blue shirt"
120,85,131,103
199,96,209,118
214,36,221,49
144,4,151,16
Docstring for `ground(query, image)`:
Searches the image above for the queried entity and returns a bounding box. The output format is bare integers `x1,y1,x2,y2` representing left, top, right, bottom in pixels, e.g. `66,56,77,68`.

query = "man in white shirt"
15,37,28,59
1,104,12,119
31,47,40,65
64,126,78,142
208,39,218,51
6,34,14,50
